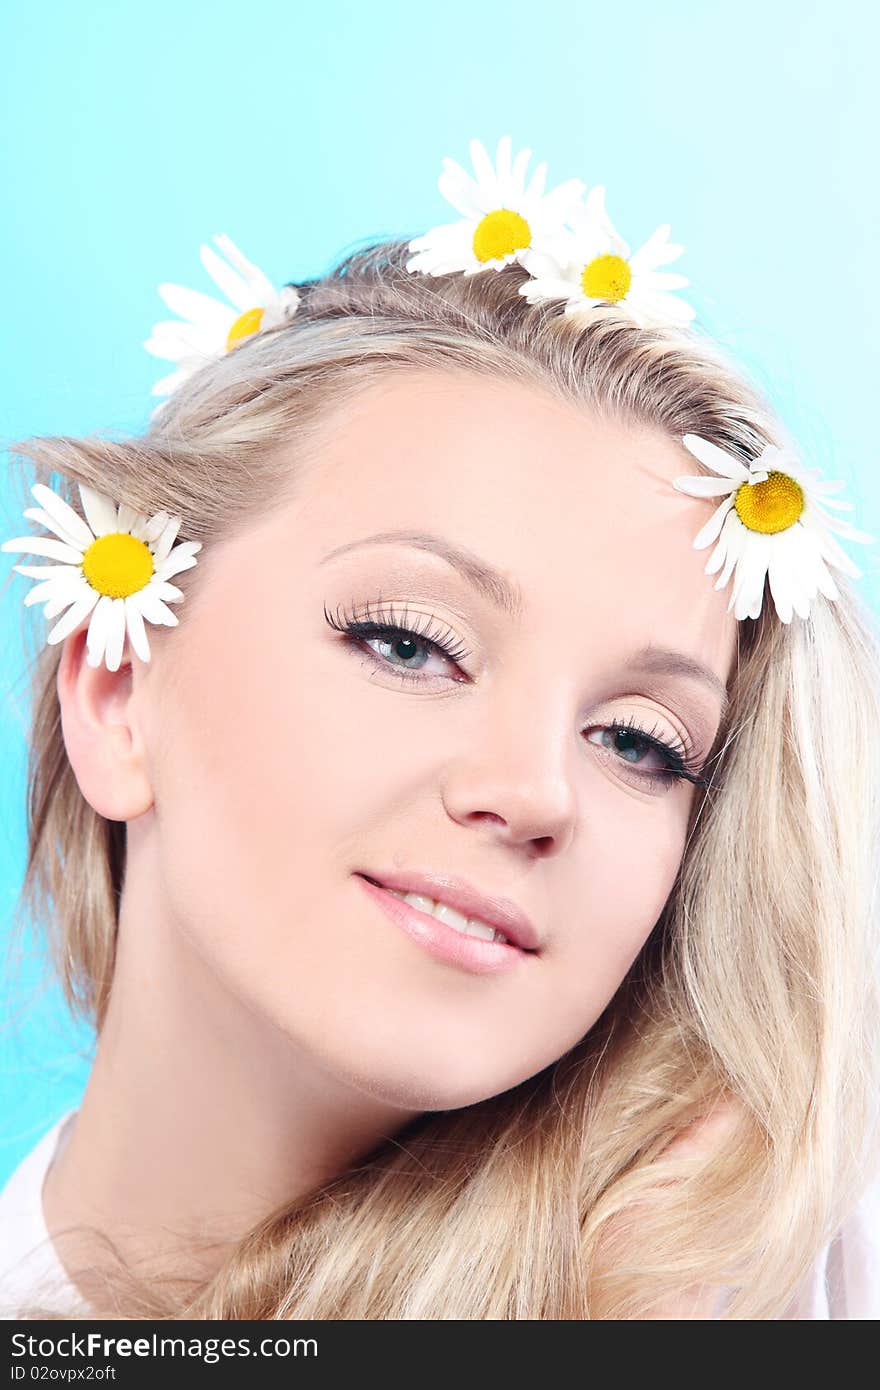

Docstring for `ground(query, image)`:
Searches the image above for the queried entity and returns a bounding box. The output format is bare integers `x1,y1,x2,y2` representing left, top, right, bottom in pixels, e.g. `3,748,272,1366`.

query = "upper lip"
358,868,542,952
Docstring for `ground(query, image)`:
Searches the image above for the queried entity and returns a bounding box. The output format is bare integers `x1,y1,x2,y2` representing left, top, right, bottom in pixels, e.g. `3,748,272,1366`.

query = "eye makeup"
324,598,715,795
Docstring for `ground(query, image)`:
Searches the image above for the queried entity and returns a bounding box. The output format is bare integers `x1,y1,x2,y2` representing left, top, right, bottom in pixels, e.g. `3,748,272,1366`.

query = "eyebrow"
320,529,730,714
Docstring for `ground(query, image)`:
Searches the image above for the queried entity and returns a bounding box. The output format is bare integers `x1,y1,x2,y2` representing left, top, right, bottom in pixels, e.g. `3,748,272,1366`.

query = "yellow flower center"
734,471,805,533
81,533,154,598
225,306,265,352
581,254,632,303
472,209,532,263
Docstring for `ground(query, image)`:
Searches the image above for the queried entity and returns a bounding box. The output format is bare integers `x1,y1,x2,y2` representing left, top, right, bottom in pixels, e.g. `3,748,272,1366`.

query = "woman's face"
141,369,738,1110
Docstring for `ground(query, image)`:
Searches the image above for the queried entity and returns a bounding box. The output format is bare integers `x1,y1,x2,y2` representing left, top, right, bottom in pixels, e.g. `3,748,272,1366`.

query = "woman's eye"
361,627,462,680
584,723,706,793
324,604,471,684
585,726,670,776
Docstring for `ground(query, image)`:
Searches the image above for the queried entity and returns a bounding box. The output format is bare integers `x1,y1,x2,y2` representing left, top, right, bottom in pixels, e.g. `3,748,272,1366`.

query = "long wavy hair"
3,237,880,1319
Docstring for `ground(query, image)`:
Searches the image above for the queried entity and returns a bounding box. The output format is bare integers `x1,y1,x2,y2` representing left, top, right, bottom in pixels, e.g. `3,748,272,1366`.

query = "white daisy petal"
703,510,737,576
538,176,589,226
103,598,127,672
211,234,279,305
124,596,152,664
30,484,96,550
437,171,483,220
23,573,83,607
150,579,185,603
277,285,301,318
628,225,684,274
672,476,738,499
811,549,842,602
116,503,143,535
766,548,795,623
641,271,690,291
809,494,853,512
572,186,629,258
144,323,220,360
805,514,865,579
77,483,119,538
711,514,745,588
469,138,500,202
137,590,180,626
85,595,114,668
154,541,201,582
524,159,548,202
632,287,696,325
519,274,583,305
812,476,849,495
157,283,237,334
681,435,751,482
820,512,876,545
1,535,86,563
143,511,172,543
511,145,532,191
152,516,183,567
200,243,257,313
693,495,736,551
23,508,89,553
45,586,101,646
731,534,769,620
12,563,82,580
437,156,483,218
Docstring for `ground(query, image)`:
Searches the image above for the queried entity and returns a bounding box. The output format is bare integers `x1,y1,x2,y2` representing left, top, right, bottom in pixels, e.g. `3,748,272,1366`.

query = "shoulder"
657,1103,880,1319
0,1110,80,1319
782,1170,880,1319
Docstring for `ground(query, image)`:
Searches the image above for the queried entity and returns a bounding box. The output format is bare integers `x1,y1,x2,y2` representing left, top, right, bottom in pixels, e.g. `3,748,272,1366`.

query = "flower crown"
2,136,875,671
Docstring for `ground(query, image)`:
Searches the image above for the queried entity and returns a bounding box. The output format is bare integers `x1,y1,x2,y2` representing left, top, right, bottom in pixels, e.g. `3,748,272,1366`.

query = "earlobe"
56,626,155,822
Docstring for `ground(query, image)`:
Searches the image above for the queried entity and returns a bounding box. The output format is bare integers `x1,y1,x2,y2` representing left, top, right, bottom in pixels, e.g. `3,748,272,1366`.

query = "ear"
56,626,154,822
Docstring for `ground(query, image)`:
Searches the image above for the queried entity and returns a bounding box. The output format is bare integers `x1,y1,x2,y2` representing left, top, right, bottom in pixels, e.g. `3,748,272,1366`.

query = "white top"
0,1110,93,1318
1,1109,879,1318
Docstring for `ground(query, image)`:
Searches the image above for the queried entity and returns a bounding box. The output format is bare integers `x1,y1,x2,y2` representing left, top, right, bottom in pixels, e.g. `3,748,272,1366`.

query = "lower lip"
355,875,535,976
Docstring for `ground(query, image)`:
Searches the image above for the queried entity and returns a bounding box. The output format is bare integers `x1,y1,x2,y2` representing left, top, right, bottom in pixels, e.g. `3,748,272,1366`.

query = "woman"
1,144,879,1317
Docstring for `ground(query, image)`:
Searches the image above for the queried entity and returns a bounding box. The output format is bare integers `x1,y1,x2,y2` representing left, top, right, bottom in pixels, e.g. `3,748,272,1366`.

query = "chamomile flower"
673,435,876,622
406,135,587,277
1,481,202,670
518,184,696,328
144,233,300,413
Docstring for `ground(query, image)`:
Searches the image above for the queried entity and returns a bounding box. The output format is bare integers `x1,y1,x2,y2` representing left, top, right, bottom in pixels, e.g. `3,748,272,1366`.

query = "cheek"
533,807,686,1045
148,633,422,1024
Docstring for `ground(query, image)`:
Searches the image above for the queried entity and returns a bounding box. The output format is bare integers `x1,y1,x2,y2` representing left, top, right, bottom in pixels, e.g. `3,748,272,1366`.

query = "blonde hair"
3,238,880,1318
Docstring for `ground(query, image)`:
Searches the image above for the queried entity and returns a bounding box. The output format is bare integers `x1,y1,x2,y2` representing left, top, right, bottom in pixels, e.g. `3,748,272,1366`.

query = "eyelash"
324,600,713,792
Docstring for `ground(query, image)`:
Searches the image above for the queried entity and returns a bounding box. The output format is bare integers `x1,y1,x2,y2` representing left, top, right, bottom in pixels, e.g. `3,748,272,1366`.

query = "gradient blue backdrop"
2,0,878,1182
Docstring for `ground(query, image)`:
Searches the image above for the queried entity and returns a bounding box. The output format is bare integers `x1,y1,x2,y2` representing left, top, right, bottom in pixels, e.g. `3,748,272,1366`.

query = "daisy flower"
144,233,300,414
1,481,202,670
673,434,876,622
518,184,696,328
406,135,587,277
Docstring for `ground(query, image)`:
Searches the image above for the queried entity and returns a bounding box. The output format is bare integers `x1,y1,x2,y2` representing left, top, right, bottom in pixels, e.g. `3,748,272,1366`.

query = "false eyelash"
324,598,473,666
324,601,713,790
600,715,712,789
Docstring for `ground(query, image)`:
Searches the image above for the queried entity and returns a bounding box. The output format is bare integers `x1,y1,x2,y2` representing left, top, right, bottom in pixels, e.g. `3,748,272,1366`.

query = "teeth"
385,889,511,945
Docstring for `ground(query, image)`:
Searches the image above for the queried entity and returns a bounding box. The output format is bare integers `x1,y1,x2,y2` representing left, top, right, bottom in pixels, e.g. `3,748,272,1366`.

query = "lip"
355,867,542,954
356,875,538,976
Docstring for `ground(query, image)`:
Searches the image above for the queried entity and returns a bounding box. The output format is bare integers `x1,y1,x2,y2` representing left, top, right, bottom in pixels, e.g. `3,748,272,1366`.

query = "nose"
439,687,579,854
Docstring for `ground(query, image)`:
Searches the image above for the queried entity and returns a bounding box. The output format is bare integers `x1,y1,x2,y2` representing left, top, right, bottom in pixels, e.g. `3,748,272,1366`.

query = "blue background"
2,0,878,1182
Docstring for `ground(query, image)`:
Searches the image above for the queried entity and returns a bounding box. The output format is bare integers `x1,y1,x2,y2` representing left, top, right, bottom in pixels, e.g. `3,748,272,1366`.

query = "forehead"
285,368,739,675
